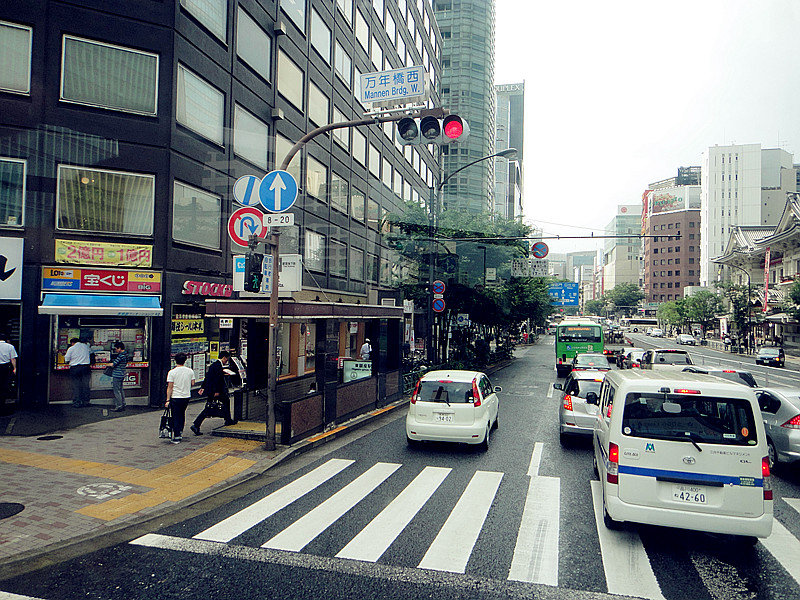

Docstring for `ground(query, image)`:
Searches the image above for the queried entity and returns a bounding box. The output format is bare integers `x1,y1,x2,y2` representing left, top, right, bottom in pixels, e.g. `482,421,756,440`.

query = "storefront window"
276,321,315,377
170,307,209,383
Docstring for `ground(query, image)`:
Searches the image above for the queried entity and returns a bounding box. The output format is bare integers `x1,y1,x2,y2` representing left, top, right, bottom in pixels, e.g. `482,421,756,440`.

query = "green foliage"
716,281,751,333
584,298,606,316
685,290,724,332
789,280,800,322
657,299,690,331
604,283,645,314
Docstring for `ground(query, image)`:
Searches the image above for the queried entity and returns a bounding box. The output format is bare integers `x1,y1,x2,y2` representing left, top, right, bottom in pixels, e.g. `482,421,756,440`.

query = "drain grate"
0,503,24,520
36,435,63,441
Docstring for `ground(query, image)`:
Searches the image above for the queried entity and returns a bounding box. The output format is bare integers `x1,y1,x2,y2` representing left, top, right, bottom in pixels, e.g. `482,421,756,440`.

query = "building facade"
602,205,641,293
434,0,496,214
700,144,796,286
643,209,702,303
494,82,524,219
0,0,441,425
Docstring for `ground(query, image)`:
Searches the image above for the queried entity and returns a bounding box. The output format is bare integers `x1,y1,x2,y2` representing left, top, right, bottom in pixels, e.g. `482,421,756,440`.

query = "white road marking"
194,458,354,543
508,475,560,586
263,462,401,552
336,466,451,562
0,593,46,600
590,481,665,600
547,384,554,398
418,470,504,573
527,441,544,478
762,499,800,586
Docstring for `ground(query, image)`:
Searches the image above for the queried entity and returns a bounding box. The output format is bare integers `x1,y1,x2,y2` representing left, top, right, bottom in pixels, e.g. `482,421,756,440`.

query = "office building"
494,82,524,219
602,205,641,293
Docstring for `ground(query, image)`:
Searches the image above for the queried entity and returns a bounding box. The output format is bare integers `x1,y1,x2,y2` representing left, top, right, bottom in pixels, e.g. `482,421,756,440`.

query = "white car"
676,334,696,345
406,370,501,450
650,328,664,337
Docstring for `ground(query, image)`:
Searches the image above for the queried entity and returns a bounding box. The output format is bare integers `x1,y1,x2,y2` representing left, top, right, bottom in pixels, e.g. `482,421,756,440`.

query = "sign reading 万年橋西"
55,239,153,267
42,267,161,293
359,66,428,104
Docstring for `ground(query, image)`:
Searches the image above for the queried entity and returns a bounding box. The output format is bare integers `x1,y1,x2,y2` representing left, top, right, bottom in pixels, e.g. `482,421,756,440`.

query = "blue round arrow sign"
259,170,298,213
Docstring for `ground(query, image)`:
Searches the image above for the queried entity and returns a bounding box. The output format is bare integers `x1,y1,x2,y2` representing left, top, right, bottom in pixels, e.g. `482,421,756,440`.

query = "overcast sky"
494,0,800,255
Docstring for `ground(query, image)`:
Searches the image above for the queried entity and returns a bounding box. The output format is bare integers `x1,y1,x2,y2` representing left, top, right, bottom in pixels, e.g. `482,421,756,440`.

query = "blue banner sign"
548,282,580,306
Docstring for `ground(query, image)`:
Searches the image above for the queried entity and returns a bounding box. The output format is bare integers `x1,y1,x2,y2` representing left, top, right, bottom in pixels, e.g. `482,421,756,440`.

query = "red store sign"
182,280,233,297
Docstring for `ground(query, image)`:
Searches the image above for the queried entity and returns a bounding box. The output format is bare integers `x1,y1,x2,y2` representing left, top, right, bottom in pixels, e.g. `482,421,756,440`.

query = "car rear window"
418,380,474,404
715,371,757,388
577,380,602,397
654,352,691,365
621,393,758,446
760,349,780,357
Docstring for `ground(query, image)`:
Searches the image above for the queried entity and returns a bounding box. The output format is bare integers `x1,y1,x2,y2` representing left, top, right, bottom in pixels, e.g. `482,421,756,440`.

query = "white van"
592,370,773,541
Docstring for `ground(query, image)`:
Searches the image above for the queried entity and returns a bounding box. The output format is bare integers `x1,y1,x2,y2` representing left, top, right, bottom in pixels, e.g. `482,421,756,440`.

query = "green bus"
555,320,605,377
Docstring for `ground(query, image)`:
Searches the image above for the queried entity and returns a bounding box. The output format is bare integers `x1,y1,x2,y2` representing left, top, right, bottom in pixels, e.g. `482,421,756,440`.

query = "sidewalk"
0,398,408,580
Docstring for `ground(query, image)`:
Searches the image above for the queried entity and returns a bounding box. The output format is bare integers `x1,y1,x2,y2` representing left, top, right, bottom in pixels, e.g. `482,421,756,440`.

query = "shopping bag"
103,366,114,377
159,407,173,438
205,398,226,417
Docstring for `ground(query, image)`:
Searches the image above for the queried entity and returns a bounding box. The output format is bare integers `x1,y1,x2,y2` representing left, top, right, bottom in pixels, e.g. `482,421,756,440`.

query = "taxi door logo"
645,443,656,453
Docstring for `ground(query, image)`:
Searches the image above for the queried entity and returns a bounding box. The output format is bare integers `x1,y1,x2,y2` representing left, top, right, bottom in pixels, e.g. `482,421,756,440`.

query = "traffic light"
396,114,469,145
244,252,264,292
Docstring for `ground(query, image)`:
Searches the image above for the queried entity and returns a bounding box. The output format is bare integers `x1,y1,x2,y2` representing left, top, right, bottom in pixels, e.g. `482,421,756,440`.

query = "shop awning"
38,294,163,317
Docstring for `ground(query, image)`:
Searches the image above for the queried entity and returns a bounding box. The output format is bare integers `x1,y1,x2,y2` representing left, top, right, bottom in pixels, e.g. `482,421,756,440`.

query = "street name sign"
360,66,428,104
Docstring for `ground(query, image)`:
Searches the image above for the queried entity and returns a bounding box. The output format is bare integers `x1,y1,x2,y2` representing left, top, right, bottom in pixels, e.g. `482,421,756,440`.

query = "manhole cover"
37,435,63,441
0,503,24,520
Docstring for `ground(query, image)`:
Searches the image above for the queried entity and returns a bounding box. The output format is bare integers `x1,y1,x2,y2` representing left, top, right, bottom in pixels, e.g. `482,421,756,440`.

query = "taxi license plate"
673,484,707,504
435,414,453,422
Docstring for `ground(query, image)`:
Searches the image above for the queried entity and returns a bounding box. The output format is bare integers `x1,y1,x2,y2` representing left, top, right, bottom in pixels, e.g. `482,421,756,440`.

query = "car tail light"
558,358,563,365
762,456,773,501
632,362,640,367
563,394,573,411
411,379,420,404
607,442,619,484
781,414,800,429
472,380,481,407
722,370,735,373
674,389,701,395
606,403,613,418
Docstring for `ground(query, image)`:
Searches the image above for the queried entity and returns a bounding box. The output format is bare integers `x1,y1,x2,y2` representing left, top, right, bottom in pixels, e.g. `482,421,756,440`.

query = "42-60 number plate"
673,484,707,504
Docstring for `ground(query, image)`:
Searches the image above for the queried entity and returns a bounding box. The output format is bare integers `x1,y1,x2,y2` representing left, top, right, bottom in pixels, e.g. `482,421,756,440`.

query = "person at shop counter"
110,342,129,412
64,337,91,408
0,333,17,409
190,351,237,435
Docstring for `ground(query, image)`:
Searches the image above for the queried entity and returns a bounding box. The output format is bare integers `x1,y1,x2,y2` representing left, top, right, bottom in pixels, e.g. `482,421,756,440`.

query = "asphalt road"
2,341,800,600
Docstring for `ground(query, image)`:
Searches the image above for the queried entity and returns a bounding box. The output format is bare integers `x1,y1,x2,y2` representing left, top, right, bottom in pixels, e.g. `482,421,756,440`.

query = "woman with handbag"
190,351,236,435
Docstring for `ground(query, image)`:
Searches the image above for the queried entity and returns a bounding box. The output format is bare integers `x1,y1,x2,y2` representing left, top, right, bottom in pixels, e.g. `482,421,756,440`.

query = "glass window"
369,144,380,178
355,10,369,53
367,253,379,282
337,0,353,24
353,129,367,165
332,107,350,150
386,12,396,45
180,0,227,40
233,105,269,169
331,172,348,214
281,0,306,31
172,181,221,249
334,41,351,85
308,82,329,127
352,188,365,221
371,36,383,69
61,36,158,115
380,257,390,285
177,64,224,144
57,165,154,235
367,197,380,230
350,247,364,281
381,158,392,188
304,229,325,271
310,9,331,63
276,134,301,185
373,0,384,22
236,7,271,81
353,65,364,106
278,50,304,109
393,171,403,198
330,240,347,277
0,21,32,94
306,156,327,200
0,158,25,226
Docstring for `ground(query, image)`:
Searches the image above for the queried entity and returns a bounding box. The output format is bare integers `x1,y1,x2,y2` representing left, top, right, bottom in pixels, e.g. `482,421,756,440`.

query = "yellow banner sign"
55,240,153,267
171,319,205,335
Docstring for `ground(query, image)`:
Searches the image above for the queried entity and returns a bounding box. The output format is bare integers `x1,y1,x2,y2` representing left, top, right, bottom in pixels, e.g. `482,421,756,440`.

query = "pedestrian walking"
0,333,17,408
64,337,92,407
110,342,129,412
190,350,236,435
360,338,372,360
165,352,195,444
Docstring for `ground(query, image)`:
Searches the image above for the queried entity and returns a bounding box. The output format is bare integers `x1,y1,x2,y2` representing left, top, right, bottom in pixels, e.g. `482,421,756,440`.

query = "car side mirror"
586,392,598,405
553,383,563,390
493,386,502,393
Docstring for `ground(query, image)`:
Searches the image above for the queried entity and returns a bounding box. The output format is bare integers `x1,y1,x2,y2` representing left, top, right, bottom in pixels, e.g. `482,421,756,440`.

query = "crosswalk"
131,452,800,599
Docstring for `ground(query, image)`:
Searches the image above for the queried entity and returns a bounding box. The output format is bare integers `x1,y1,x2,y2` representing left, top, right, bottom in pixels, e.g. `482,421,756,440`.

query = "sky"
494,0,800,255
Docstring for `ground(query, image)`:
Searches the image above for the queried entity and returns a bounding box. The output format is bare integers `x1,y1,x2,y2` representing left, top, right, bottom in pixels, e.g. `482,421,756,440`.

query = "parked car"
555,370,605,444
756,347,785,367
640,348,694,370
571,352,610,372
645,328,654,336
618,348,645,369
682,366,757,388
650,328,664,338
676,334,696,346
592,370,773,541
406,370,500,450
755,387,800,468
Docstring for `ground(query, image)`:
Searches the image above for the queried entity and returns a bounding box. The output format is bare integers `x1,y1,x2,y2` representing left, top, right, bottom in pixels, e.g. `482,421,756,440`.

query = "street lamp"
425,148,518,363
477,245,487,288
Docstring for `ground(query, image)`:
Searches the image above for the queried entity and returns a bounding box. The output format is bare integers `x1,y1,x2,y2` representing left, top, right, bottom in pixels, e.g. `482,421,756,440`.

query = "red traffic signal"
442,115,469,142
395,114,469,146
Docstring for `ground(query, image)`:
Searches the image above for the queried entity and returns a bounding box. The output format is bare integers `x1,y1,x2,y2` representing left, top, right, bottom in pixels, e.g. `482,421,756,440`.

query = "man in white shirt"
64,337,91,408
165,352,195,444
360,338,372,360
0,333,17,409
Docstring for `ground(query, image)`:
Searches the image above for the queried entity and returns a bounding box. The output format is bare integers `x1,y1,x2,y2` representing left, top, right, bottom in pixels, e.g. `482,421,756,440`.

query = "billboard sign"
548,282,579,306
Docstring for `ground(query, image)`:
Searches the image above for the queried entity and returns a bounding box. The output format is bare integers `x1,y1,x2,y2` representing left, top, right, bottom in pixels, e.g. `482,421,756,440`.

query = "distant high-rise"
603,205,641,293
435,0,496,214
494,82,524,219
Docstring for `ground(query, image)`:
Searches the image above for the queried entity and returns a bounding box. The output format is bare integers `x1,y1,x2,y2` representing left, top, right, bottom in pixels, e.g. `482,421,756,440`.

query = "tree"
657,299,691,332
584,298,606,316
789,280,800,322
604,283,645,315
685,291,724,334
717,281,750,334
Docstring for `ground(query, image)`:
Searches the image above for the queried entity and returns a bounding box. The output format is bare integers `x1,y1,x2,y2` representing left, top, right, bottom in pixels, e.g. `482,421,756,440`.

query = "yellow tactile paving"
1,439,260,521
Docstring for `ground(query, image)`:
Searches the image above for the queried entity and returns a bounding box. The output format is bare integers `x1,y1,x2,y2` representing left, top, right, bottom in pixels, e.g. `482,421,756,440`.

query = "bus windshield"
558,326,602,343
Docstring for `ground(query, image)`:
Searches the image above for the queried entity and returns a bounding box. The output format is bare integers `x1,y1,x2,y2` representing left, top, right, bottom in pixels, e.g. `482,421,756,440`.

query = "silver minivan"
592,370,773,541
